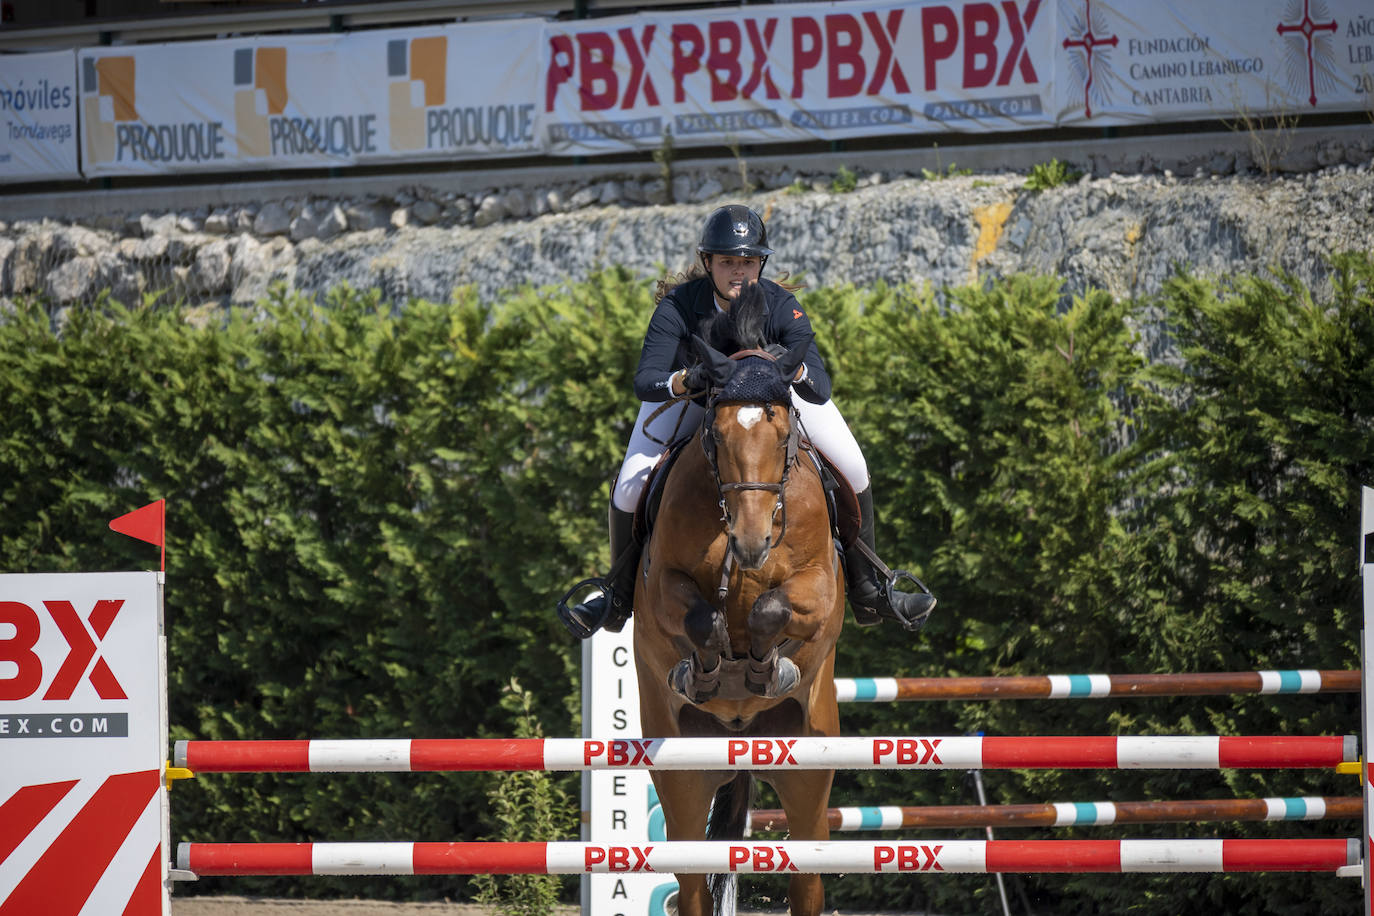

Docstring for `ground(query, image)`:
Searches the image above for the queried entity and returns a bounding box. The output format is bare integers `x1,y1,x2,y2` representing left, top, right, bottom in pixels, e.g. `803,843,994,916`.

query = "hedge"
1,253,1370,914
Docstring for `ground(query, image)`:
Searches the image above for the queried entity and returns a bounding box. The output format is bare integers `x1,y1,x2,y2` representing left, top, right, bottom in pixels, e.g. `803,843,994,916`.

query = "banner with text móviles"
0,572,168,916
0,50,80,184
540,0,1058,156
1054,0,1374,126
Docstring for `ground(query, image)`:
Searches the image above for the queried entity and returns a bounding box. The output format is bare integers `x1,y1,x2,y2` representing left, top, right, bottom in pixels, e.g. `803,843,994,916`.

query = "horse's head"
692,285,807,570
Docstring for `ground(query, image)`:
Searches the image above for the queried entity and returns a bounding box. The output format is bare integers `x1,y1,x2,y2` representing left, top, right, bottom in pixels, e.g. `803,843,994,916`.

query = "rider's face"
707,254,762,305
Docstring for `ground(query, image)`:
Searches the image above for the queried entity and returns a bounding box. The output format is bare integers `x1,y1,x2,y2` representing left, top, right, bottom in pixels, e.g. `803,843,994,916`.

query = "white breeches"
612,397,869,513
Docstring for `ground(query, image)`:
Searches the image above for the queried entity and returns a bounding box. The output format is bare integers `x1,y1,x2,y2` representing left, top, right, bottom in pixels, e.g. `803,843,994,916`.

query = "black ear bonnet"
715,355,793,405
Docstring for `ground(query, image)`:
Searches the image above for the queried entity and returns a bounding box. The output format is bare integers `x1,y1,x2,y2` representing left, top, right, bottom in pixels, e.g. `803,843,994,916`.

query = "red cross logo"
1061,0,1119,118
1276,0,1339,106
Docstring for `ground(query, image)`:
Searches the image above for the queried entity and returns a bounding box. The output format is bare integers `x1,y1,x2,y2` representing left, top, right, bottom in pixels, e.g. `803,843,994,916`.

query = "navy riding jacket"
631,277,832,405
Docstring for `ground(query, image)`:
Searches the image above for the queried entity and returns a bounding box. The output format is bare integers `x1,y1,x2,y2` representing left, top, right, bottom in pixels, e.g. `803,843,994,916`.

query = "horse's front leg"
770,556,845,653
744,588,798,697
658,569,728,704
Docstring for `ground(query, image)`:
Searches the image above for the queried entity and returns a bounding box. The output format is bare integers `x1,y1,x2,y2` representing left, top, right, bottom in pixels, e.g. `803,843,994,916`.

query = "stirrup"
556,577,610,640
852,569,935,632
878,569,936,632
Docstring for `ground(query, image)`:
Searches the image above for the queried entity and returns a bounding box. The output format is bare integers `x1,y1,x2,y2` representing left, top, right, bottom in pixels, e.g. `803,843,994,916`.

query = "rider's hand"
679,363,710,394
765,343,805,382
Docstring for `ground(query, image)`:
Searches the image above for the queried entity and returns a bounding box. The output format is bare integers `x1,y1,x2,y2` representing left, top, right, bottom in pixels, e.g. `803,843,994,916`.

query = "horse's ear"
776,341,807,382
692,334,735,386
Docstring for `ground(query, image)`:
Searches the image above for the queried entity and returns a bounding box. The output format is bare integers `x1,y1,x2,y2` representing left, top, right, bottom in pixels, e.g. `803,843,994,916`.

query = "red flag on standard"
109,499,164,545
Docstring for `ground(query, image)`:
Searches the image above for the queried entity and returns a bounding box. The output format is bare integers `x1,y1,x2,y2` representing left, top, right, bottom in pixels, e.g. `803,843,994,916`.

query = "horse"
632,282,846,916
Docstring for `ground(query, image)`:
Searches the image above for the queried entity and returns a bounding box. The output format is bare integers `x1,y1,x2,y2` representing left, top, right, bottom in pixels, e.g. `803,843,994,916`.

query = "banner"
0,50,80,183
0,572,168,915
64,1,1374,177
1054,0,1374,125
540,0,1058,155
77,20,541,177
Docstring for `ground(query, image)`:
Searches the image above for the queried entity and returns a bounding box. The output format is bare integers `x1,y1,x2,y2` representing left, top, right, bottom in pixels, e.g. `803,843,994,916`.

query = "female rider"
558,204,934,639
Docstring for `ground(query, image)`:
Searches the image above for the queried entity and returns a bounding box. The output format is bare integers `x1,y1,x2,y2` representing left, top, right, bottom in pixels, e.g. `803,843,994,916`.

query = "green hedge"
1,254,1370,914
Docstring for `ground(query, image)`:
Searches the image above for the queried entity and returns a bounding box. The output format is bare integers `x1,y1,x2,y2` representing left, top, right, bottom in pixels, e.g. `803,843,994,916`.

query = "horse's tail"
706,772,753,916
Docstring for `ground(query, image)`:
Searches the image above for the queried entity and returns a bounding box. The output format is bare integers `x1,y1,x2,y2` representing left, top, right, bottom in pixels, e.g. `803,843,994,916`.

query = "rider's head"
697,205,773,306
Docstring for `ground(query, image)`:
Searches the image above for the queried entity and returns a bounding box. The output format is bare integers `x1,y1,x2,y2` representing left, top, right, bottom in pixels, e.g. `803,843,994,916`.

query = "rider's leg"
792,398,935,630
559,398,705,640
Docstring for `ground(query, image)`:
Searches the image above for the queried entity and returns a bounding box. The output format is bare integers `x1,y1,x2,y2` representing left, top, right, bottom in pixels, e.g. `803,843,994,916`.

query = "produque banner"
77,20,541,178
0,50,81,183
1053,0,1374,125
540,0,1058,155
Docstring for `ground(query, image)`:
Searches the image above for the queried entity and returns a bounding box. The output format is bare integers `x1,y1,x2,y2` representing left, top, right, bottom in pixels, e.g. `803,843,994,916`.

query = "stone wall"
3,126,1372,312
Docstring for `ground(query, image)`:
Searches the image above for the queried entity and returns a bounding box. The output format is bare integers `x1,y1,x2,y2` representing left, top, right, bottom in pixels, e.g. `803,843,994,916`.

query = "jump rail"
174,735,1357,773
749,796,1363,831
834,670,1360,702
177,838,1361,876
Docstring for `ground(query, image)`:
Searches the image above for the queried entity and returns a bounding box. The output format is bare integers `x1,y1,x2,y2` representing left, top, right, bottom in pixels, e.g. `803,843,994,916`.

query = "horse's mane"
700,281,769,354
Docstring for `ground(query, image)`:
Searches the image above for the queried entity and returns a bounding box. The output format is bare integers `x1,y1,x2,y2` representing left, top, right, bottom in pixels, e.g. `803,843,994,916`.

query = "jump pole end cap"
165,760,196,791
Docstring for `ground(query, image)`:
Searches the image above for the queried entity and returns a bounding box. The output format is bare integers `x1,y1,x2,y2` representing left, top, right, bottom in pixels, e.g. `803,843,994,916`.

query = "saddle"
631,435,862,549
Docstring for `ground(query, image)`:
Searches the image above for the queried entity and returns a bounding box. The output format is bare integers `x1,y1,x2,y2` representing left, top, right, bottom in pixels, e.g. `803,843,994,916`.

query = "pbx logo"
0,599,127,701
388,35,446,150
81,55,136,165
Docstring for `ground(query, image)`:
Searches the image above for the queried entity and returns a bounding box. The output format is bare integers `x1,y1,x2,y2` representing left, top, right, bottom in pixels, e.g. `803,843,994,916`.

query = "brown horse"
633,284,846,916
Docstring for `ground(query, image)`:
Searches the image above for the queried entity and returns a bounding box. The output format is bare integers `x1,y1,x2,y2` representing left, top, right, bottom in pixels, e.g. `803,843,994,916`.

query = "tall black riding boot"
557,505,640,640
844,488,936,631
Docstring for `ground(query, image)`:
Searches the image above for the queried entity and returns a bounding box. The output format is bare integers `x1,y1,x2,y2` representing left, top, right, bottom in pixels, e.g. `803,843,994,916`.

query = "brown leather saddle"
631,434,862,549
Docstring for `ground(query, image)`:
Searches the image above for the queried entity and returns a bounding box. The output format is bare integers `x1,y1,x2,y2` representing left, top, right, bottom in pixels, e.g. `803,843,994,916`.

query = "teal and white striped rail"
834,670,1359,703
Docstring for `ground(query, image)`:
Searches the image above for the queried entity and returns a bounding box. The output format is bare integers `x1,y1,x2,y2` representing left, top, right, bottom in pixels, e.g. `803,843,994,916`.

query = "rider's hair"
654,254,804,304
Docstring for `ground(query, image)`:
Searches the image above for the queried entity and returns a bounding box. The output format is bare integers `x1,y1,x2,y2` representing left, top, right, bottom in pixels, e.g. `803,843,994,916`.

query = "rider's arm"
633,299,692,402
770,291,832,404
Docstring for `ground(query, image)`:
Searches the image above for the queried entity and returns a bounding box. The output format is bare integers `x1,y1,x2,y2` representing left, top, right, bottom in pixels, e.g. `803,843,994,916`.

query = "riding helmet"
697,205,774,258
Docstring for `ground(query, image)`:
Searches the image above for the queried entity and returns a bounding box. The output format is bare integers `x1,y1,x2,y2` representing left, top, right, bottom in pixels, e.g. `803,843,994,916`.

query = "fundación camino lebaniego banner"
539,0,1059,156
76,19,542,179
0,49,81,184
1053,0,1374,125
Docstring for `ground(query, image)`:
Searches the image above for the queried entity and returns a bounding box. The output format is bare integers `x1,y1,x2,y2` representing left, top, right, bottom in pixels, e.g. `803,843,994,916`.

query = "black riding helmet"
698,204,773,300
698,204,773,257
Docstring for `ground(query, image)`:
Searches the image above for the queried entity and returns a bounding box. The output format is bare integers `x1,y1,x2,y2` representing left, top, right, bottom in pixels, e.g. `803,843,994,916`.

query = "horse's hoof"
668,658,720,704
746,656,800,698
770,657,800,697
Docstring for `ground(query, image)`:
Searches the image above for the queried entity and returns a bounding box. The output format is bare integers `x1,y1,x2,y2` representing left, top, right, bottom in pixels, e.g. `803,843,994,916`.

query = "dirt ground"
170,900,576,916
168,901,894,916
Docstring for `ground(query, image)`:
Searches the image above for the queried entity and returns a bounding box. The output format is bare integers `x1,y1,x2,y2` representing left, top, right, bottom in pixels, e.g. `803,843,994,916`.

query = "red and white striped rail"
177,838,1360,876
174,734,1357,773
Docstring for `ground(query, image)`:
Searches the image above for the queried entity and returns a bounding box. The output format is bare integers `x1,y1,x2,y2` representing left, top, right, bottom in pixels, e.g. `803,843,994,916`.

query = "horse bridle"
700,348,802,555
